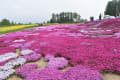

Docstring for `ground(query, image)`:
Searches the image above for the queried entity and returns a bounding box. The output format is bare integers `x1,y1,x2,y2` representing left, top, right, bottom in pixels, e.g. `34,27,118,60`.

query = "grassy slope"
0,24,38,35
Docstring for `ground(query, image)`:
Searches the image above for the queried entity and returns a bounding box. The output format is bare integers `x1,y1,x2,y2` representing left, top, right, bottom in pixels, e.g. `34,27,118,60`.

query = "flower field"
0,24,38,35
1,18,120,80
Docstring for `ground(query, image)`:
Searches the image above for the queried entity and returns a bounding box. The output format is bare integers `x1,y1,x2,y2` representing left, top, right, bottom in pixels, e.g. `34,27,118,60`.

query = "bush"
0,19,10,26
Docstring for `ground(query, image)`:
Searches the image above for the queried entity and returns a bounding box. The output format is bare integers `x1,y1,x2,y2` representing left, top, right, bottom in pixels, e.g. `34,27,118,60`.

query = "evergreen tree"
105,0,120,17
50,13,56,23
50,12,85,23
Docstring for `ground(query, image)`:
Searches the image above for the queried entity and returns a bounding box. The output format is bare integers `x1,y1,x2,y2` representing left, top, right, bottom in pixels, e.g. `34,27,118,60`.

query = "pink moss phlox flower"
16,64,103,80
16,64,37,78
9,43,23,48
114,32,120,38
62,65,103,80
23,41,34,47
44,54,54,61
25,68,63,80
46,57,68,69
0,47,15,55
22,52,41,62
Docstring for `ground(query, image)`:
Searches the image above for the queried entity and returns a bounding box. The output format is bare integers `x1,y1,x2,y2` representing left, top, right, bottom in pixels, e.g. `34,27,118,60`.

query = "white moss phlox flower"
0,58,26,71
0,58,26,79
0,69,15,79
0,52,18,62
21,49,34,56
0,65,13,70
13,39,25,42
5,58,26,67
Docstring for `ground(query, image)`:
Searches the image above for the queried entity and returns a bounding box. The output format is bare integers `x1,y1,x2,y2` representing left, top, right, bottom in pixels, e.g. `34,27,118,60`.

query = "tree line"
0,19,30,27
49,12,87,23
105,0,120,17
0,19,17,26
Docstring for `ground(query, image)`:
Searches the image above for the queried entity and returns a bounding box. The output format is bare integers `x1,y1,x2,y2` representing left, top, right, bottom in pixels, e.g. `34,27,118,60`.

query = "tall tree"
105,0,120,17
50,13,56,23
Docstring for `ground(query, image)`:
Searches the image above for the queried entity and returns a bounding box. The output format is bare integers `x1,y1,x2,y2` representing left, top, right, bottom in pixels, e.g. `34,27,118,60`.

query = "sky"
0,0,111,23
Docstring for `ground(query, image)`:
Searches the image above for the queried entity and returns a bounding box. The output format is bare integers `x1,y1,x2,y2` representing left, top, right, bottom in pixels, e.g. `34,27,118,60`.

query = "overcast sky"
0,0,111,23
